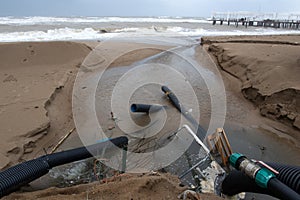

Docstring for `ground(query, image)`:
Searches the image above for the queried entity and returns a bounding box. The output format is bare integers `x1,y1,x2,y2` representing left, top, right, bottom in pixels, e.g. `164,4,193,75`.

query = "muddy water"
95,42,299,165
93,43,219,171
30,40,299,197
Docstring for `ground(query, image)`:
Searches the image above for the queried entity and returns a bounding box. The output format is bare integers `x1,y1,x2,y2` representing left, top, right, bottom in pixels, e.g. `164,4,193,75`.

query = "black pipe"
222,170,269,196
268,178,299,200
0,136,128,198
222,162,300,200
0,159,51,198
161,86,206,141
131,104,152,113
161,86,182,112
266,162,300,194
222,170,300,200
130,104,164,113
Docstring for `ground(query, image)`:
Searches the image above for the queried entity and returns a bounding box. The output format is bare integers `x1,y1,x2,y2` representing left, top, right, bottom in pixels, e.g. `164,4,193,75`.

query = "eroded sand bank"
202,35,300,140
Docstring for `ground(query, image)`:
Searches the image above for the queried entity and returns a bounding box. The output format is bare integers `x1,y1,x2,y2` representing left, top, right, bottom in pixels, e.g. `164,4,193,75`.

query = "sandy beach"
0,35,300,199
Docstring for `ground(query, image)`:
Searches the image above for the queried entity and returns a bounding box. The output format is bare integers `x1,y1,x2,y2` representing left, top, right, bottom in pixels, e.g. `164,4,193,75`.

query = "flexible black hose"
0,136,128,198
268,178,300,200
222,162,300,200
222,170,269,196
46,136,128,167
161,86,206,141
0,159,50,198
266,162,300,193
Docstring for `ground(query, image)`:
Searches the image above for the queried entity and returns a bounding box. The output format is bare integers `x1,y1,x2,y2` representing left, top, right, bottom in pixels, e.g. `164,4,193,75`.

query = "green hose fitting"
229,153,244,169
255,168,276,188
229,153,276,189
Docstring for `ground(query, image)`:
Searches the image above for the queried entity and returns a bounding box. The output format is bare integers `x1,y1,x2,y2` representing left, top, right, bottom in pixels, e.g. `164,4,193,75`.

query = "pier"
211,12,300,29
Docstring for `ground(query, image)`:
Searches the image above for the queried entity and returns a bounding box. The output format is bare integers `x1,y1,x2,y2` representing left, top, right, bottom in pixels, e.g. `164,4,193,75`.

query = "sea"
0,16,299,42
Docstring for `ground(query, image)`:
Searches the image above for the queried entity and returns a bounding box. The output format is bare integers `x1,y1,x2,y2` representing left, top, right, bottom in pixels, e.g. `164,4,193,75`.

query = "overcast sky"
1,0,299,17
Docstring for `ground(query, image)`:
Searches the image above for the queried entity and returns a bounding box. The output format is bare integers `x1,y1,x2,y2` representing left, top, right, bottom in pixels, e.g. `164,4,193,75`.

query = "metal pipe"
179,155,209,179
178,125,210,154
177,124,211,180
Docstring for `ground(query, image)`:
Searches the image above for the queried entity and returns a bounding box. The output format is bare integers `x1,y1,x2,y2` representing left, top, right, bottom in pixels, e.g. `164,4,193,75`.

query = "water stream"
29,40,299,200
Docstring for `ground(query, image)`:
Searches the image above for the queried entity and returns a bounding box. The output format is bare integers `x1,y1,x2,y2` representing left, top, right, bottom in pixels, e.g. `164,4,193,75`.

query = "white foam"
0,28,118,42
0,16,210,25
0,25,299,42
167,26,300,36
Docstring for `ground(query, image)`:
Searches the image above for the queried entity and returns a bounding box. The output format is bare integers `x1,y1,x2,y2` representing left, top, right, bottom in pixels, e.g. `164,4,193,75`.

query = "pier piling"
210,12,300,29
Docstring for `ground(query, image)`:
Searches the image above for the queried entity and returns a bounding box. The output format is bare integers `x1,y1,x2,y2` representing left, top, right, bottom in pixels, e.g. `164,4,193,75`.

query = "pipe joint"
239,159,261,179
255,168,276,188
229,153,276,189
229,153,244,169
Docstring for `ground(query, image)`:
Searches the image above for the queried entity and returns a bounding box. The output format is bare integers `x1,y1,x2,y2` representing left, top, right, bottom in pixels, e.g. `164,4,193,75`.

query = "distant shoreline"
0,16,299,42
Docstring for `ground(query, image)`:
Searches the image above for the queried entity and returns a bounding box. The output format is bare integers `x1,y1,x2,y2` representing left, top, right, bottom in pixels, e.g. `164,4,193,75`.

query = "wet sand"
202,35,300,141
0,41,91,169
0,35,300,199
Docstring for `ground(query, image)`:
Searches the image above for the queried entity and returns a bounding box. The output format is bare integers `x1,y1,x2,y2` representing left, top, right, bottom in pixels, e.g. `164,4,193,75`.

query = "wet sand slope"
202,35,300,141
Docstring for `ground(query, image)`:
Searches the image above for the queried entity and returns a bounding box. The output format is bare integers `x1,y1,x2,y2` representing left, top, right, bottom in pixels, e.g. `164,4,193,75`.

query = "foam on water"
0,28,119,42
0,16,299,42
0,27,299,42
166,26,300,36
0,16,210,25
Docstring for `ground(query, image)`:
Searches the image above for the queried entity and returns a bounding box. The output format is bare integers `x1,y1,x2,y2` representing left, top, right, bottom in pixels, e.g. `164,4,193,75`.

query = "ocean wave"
0,26,299,42
166,26,300,36
0,16,210,25
0,28,118,42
